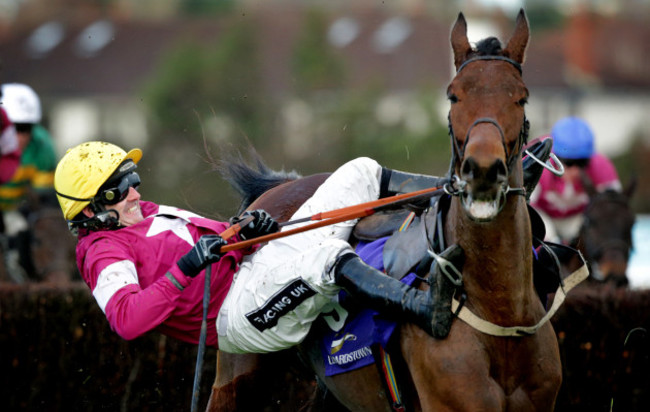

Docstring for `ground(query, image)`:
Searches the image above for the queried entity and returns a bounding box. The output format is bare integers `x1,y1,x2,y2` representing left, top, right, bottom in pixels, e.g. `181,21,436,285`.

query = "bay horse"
0,205,75,284
208,10,567,411
576,182,636,287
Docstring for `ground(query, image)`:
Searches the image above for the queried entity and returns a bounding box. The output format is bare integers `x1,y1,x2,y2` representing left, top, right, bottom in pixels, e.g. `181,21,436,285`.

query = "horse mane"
217,147,301,213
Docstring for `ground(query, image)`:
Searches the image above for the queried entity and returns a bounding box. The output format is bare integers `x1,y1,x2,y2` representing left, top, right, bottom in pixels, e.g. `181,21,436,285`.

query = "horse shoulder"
400,322,561,411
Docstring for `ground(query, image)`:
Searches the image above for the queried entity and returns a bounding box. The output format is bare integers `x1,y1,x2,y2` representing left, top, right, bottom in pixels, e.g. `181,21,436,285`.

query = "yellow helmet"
54,141,142,220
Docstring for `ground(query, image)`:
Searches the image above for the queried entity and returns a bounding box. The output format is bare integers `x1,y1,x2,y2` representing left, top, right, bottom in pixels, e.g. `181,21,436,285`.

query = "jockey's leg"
217,158,455,354
555,214,584,245
380,167,447,196
536,210,560,243
382,140,551,200
331,248,464,336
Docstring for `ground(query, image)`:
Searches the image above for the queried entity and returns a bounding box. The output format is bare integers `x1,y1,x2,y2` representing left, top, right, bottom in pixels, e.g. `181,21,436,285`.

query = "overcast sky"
475,0,525,12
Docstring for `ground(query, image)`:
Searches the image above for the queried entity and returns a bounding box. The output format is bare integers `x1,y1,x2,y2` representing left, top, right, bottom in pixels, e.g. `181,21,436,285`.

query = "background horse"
209,10,564,411
0,205,76,284
576,182,636,287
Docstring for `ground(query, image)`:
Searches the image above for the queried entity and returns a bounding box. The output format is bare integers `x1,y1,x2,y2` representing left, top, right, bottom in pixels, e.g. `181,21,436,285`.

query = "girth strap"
451,262,589,337
378,346,405,412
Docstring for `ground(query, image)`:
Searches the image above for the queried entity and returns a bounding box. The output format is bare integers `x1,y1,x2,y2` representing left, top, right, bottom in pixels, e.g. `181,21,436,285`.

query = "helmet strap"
68,208,121,234
89,200,105,214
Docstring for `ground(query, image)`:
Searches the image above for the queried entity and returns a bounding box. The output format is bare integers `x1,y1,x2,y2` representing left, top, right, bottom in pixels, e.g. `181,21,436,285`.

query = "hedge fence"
1,282,649,411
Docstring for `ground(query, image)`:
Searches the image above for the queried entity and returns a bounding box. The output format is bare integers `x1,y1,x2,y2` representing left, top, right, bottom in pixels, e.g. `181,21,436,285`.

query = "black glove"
176,235,227,278
230,209,279,240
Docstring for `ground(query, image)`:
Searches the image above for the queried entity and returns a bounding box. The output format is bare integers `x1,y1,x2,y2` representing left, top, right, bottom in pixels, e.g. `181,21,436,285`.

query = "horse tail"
219,147,301,213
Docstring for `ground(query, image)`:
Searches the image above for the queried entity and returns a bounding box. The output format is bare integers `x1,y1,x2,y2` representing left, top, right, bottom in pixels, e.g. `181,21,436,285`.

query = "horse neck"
446,195,535,315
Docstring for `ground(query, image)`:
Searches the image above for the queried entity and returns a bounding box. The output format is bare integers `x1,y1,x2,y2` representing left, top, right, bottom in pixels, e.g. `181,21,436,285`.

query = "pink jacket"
0,108,21,184
76,201,254,347
531,153,621,219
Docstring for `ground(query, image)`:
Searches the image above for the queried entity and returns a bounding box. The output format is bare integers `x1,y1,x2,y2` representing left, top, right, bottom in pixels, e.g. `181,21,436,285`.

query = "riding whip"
220,185,445,253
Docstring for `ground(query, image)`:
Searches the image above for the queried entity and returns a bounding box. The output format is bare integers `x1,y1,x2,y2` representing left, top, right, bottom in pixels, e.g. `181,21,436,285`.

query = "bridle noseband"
445,55,529,201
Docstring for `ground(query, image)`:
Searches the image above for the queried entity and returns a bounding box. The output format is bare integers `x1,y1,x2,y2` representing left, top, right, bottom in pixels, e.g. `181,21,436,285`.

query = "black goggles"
95,172,141,205
559,157,590,168
14,123,33,134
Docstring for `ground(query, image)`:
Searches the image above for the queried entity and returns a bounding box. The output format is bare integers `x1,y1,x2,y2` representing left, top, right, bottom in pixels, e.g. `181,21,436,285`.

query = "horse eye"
448,93,459,104
517,97,528,106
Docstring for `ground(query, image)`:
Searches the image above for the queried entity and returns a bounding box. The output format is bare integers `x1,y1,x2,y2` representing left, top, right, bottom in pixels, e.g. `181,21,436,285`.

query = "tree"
141,19,266,216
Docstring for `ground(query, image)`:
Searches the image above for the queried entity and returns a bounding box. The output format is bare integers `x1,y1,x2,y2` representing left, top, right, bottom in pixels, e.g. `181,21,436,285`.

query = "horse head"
580,182,636,286
446,10,530,222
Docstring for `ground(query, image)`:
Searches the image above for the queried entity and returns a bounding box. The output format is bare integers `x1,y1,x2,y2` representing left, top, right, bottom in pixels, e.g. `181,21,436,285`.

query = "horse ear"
580,169,597,197
624,175,637,199
450,12,472,71
504,9,530,64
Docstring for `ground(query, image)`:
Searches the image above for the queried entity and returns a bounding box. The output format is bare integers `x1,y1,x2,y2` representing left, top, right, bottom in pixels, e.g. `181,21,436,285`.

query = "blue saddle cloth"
321,237,417,376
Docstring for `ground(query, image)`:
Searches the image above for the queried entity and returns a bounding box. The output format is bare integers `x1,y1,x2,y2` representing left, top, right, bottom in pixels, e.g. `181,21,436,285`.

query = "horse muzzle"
446,117,527,222
448,156,509,222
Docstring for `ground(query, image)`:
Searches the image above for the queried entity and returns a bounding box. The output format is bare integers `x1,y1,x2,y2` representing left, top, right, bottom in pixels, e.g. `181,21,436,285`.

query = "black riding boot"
380,168,448,198
333,253,434,335
381,139,553,201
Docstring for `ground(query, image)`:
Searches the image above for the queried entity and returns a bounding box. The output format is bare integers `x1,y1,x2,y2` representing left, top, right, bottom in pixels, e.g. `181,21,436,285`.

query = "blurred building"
0,2,649,158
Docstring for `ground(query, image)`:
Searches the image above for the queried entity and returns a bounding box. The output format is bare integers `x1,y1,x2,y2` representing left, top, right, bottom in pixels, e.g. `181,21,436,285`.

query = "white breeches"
537,209,584,244
216,157,382,353
3,210,28,236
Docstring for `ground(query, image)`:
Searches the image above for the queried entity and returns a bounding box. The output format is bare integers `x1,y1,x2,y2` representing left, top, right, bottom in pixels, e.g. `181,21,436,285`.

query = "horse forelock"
474,37,503,57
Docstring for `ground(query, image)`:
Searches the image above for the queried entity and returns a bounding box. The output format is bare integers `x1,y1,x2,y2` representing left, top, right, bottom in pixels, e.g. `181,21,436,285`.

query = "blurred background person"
530,116,622,244
0,83,57,282
0,78,21,185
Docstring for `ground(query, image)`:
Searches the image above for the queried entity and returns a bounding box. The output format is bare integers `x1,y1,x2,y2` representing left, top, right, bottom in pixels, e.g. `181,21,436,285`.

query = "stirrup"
422,244,465,339
524,150,564,177
522,137,564,199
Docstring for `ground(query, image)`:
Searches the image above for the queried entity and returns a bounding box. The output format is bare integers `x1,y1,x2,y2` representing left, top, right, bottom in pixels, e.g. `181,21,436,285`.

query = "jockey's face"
559,157,590,169
558,157,589,183
104,186,144,227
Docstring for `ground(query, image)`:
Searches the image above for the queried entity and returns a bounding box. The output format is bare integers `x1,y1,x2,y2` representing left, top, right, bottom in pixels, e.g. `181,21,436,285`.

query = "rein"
451,260,589,337
190,215,255,412
219,185,446,253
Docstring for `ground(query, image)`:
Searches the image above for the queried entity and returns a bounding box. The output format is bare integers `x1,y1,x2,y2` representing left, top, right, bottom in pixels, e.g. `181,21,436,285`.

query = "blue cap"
551,117,594,159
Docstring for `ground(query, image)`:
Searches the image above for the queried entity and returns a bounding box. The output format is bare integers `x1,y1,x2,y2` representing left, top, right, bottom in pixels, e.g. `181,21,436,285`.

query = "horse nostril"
461,157,477,180
461,157,507,185
487,159,507,183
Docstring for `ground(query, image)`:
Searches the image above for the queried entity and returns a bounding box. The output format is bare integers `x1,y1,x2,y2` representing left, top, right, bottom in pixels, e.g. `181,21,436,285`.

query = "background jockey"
530,116,622,244
0,83,58,282
0,106,20,185
54,141,450,354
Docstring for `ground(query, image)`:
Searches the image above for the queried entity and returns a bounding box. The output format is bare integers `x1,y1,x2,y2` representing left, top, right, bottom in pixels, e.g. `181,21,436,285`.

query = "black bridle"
445,55,530,199
456,55,523,75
